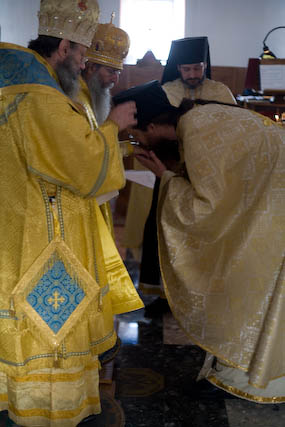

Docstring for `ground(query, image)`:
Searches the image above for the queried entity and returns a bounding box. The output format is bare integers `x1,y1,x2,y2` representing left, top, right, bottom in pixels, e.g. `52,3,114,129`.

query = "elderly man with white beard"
79,14,130,126
78,15,130,239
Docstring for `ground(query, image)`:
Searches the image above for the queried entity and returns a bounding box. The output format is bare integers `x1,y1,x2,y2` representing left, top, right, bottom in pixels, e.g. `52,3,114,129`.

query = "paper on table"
96,190,119,206
260,63,285,91
125,170,156,189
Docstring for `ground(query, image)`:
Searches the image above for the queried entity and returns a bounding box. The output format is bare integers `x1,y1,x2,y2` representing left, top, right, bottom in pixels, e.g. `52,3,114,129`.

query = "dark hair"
137,110,181,131
177,98,242,116
135,97,242,131
28,35,76,58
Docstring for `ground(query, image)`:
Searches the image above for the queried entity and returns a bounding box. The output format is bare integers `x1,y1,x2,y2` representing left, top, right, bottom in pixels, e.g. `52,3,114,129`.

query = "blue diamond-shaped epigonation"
27,260,85,333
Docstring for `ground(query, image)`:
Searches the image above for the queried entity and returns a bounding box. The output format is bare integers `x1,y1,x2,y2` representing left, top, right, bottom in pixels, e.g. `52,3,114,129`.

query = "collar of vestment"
0,42,80,113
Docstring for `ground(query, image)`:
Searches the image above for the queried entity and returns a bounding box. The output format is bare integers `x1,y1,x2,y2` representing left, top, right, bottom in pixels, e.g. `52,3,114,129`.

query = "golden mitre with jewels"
86,13,130,70
38,0,100,48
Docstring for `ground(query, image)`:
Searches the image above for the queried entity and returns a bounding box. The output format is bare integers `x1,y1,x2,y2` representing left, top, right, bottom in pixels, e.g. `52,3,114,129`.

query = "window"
120,0,185,64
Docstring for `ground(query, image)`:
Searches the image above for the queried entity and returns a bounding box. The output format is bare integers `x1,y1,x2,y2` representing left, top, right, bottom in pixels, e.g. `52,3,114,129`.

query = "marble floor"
113,227,285,427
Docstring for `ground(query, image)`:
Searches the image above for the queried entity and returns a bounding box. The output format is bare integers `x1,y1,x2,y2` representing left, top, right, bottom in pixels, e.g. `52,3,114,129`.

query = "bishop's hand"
108,101,137,131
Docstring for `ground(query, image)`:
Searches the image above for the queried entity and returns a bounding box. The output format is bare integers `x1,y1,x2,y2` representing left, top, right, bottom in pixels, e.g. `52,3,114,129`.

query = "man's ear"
91,62,98,72
84,61,97,79
146,123,156,134
57,39,71,59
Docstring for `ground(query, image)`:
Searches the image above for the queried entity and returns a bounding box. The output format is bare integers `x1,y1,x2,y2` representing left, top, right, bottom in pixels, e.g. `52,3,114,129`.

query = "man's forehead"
179,62,204,68
99,65,121,76
103,65,120,72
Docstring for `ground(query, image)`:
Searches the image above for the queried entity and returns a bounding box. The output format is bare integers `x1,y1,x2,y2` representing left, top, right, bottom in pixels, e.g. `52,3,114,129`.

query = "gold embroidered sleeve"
22,93,125,198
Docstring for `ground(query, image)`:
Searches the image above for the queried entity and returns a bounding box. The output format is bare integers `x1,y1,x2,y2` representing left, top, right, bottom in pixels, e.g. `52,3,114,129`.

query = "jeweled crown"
86,13,130,70
38,0,100,48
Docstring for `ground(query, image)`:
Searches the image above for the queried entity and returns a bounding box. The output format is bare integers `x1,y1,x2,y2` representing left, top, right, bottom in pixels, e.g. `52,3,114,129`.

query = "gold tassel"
9,297,15,317
62,340,67,360
50,199,61,238
98,292,103,312
54,349,60,368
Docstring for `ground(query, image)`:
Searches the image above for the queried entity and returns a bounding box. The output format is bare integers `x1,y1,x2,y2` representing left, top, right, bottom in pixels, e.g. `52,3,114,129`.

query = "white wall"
263,1,285,60
0,0,284,67
101,0,285,67
0,0,118,47
97,0,120,27
0,0,40,47
186,0,285,67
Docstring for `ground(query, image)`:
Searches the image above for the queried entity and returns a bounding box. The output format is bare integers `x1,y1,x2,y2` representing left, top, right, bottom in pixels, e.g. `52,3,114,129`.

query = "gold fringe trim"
208,375,285,404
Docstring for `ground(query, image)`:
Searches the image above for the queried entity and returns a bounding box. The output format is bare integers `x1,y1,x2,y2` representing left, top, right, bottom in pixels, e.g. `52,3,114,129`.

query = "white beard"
87,74,111,125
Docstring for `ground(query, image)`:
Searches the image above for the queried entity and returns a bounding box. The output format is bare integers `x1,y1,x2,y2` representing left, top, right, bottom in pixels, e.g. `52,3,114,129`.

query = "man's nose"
111,73,119,85
188,69,196,78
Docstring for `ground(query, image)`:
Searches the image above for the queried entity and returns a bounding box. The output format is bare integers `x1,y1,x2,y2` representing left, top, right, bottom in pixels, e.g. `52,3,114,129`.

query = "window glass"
120,0,185,64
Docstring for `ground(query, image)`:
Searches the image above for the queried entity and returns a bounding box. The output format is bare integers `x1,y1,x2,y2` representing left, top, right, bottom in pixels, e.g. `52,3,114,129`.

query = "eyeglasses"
79,56,88,66
104,67,121,76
